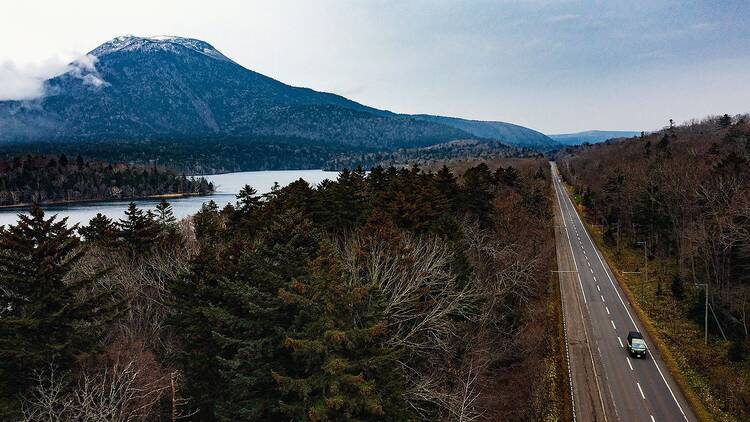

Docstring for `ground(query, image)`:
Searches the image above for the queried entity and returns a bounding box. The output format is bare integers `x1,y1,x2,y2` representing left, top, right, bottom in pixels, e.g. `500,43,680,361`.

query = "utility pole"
704,283,709,345
616,221,620,254
171,371,177,422
694,283,709,344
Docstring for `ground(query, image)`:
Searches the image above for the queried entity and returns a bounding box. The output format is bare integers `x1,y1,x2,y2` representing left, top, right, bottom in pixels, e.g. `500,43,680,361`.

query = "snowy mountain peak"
90,35,234,64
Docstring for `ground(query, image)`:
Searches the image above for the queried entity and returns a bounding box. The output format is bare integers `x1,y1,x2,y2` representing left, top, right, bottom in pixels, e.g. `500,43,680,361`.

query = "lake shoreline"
0,169,337,228
0,191,214,211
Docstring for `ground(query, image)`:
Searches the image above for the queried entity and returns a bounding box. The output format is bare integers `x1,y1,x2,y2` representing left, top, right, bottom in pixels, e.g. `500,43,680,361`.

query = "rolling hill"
549,130,640,146
410,114,557,150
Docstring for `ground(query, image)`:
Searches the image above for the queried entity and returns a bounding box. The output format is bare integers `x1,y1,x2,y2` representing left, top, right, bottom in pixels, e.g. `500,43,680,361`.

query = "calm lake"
0,169,338,228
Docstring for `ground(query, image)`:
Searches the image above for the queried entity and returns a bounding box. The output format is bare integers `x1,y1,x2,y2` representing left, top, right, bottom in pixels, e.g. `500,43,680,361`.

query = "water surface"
0,169,337,228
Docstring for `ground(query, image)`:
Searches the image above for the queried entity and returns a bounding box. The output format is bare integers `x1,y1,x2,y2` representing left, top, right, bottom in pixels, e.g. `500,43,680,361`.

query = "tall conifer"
117,202,163,254
155,199,177,225
0,205,109,417
273,243,406,421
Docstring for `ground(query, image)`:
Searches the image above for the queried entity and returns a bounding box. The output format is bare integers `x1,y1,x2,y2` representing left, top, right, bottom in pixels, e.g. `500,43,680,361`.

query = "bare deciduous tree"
22,362,195,422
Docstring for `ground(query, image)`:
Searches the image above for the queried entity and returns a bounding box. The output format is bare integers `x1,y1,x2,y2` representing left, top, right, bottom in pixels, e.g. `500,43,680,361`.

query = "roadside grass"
492,254,570,421
564,192,749,421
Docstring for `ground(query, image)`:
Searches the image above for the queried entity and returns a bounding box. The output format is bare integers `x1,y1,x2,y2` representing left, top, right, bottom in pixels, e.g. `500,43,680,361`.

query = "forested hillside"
0,35,555,174
324,140,538,170
0,138,358,175
549,130,640,146
0,154,213,206
0,160,563,421
557,114,750,419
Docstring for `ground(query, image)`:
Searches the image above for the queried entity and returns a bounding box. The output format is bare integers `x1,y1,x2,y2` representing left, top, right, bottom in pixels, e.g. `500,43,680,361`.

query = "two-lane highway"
551,162,696,422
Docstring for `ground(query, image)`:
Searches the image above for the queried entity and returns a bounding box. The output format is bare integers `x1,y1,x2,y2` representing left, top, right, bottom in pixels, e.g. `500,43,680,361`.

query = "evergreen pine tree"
501,166,519,186
462,164,494,223
193,201,223,244
273,242,407,421
170,243,224,422
78,212,117,243
0,205,109,417
117,202,163,254
236,184,262,214
435,165,460,211
211,210,323,420
367,166,387,195
155,199,177,225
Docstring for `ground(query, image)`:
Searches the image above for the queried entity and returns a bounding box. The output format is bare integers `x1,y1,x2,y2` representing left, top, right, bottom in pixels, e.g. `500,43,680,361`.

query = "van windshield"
632,339,646,349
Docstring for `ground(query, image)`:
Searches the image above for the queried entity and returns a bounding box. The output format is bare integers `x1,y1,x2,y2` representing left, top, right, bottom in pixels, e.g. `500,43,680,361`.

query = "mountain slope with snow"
0,35,550,150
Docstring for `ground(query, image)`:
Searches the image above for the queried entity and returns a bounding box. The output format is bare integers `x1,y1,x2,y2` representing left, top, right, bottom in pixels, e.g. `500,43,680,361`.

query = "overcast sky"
1,0,748,133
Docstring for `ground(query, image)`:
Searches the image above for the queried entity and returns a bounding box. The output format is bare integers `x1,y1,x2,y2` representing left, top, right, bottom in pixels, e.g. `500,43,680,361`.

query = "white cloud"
0,53,107,100
72,54,99,72
0,57,69,100
82,73,108,87
68,54,109,88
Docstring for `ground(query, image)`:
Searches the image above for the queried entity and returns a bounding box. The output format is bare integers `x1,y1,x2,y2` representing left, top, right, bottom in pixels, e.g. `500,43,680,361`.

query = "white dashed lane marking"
606,306,610,315
627,357,633,371
554,172,689,422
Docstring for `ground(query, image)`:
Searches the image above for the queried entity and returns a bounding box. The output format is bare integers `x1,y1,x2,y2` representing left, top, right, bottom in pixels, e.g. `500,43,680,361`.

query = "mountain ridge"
410,114,557,149
0,35,555,151
549,130,640,146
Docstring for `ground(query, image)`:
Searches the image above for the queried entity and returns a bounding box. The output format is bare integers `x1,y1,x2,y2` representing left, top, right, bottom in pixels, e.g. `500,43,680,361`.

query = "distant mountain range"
0,35,555,153
410,115,557,149
549,130,640,146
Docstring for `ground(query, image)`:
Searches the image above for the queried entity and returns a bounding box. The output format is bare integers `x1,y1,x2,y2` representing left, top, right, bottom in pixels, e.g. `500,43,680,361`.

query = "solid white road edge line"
556,166,689,421
552,166,608,421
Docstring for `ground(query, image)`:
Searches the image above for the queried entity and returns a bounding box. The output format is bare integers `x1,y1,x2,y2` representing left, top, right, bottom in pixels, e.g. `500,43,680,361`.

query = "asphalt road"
551,162,697,422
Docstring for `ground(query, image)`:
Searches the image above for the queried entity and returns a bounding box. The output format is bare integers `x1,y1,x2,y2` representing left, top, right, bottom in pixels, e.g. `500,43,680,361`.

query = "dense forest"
324,140,537,171
0,160,563,421
0,138,375,175
557,114,750,419
0,154,214,206
0,137,537,175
